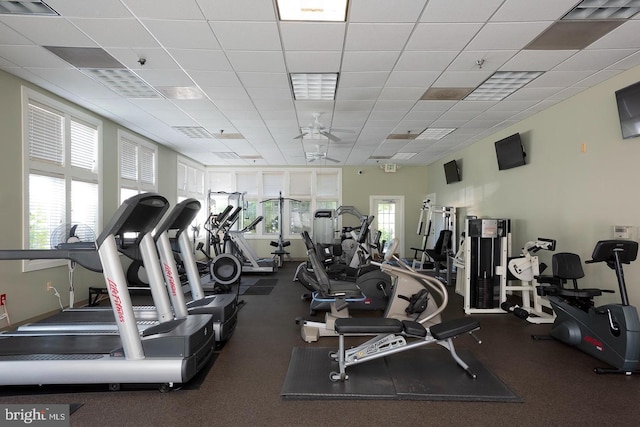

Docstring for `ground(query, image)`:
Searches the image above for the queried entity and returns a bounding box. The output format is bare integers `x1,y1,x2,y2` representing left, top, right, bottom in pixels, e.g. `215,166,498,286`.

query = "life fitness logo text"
163,263,178,296
108,278,126,323
584,335,604,352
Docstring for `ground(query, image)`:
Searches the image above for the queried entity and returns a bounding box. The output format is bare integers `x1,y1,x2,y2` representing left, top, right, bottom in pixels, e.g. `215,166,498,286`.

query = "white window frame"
21,87,103,272
205,168,342,239
117,129,158,203
177,155,206,242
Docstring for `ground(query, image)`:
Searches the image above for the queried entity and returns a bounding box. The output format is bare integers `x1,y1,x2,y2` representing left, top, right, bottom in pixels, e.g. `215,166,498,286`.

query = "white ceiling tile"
70,18,160,48
0,21,32,45
285,51,342,72
27,68,121,98
406,23,483,51
43,0,131,17
134,68,194,86
411,100,457,111
106,47,178,70
0,45,71,68
189,71,243,87
237,72,290,88
608,51,640,70
467,22,552,50
368,110,406,121
500,50,578,71
336,87,383,100
339,71,390,88
345,23,414,51
385,71,440,88
122,0,205,19
167,49,232,71
142,20,221,50
554,49,638,72
373,100,416,111
378,87,426,100
203,86,251,100
433,70,494,87
394,51,458,71
196,0,276,20
211,21,281,50
246,87,294,101
421,0,504,22
575,70,622,88
227,51,285,72
403,110,443,122
341,51,400,72
335,100,376,111
349,0,428,22
491,0,577,22
527,71,594,88
506,87,563,101
448,50,518,72
279,22,346,51
1,16,96,47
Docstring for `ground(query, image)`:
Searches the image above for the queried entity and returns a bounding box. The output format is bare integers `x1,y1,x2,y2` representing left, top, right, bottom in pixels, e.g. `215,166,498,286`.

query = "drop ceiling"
1,0,639,166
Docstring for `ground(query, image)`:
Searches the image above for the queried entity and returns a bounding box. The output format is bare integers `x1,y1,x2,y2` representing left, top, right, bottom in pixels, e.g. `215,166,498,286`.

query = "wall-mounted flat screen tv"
495,133,526,171
615,80,640,139
443,160,461,184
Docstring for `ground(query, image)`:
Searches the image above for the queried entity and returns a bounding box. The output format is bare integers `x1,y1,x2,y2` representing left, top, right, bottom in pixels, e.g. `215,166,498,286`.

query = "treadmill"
14,199,239,344
0,193,215,390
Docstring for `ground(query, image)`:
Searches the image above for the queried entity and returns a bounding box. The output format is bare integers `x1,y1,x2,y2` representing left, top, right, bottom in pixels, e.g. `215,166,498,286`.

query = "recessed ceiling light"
421,87,475,101
386,133,417,140
173,126,213,138
391,152,417,160
416,128,456,140
465,71,543,101
44,46,124,69
156,86,205,100
290,73,338,100
0,0,57,15
277,0,348,21
563,0,640,20
80,69,163,98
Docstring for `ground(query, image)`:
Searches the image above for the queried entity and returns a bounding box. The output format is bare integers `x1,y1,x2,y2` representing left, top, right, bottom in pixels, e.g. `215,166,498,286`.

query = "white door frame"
369,195,405,258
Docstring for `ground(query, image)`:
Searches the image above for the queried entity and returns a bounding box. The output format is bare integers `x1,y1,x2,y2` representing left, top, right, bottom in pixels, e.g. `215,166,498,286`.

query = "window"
205,168,341,239
118,130,157,203
22,88,101,270
177,156,206,241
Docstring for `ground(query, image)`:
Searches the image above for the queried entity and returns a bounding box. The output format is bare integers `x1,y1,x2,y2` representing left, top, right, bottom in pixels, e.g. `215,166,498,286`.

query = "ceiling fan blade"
307,157,316,162
294,132,308,140
325,157,340,163
320,131,341,142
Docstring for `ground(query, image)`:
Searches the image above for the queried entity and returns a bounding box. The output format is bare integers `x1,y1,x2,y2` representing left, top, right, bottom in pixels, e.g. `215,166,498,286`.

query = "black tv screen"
443,160,460,184
615,80,640,139
495,133,526,170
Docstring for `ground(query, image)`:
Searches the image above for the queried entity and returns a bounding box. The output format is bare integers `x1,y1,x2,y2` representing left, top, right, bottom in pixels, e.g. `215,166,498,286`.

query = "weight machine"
261,191,298,267
501,238,557,324
410,199,456,272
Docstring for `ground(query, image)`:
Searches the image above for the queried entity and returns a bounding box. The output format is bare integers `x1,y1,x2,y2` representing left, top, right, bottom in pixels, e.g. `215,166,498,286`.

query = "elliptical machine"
536,239,640,374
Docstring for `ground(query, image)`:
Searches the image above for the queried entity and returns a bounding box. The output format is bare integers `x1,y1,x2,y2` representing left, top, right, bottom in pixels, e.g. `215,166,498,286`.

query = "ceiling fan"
305,145,340,163
294,112,341,142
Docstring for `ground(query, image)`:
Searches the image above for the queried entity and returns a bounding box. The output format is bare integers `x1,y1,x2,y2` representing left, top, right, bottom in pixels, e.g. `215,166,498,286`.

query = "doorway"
369,195,404,258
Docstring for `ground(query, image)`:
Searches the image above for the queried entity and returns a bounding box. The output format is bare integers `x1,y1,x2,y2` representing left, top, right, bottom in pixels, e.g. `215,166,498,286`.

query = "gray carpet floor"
1,262,640,426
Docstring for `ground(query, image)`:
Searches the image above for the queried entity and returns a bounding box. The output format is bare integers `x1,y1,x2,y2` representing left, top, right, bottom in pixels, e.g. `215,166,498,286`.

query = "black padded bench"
335,316,479,339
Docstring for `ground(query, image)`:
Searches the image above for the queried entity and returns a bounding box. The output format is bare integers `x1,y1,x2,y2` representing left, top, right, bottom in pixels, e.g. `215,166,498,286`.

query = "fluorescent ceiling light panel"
290,73,338,100
277,0,348,21
213,152,241,159
0,0,58,15
563,0,640,20
156,86,205,100
81,69,162,98
173,126,213,138
465,71,543,101
416,128,456,140
391,152,417,160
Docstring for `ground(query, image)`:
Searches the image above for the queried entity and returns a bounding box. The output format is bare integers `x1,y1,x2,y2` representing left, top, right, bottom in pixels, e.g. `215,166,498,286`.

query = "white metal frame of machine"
410,199,456,271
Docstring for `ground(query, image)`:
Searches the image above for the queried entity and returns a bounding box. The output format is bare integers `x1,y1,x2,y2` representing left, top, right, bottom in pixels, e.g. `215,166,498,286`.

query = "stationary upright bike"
536,240,640,374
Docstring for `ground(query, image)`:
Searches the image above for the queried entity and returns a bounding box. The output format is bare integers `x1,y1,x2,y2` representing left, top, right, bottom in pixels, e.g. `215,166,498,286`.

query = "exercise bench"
329,316,481,382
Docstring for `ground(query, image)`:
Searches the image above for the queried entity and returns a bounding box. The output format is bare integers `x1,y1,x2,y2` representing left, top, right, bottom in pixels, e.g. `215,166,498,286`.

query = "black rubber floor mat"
281,346,521,402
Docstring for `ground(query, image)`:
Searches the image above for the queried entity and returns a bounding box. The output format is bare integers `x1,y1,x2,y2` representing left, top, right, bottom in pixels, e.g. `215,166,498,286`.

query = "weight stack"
476,274,494,309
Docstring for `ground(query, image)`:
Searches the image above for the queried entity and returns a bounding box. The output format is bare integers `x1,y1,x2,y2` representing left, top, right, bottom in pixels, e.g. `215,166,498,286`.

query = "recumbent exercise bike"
536,239,640,374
